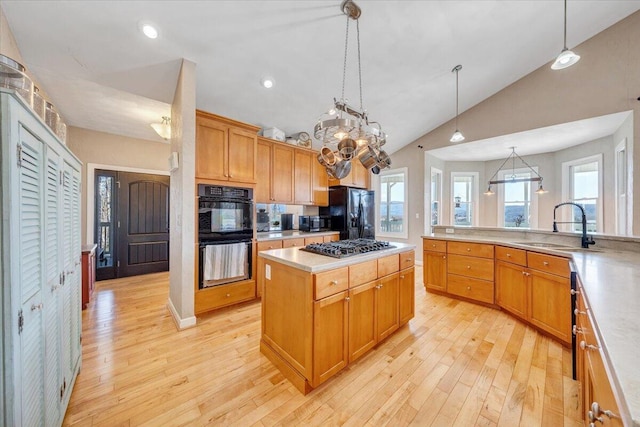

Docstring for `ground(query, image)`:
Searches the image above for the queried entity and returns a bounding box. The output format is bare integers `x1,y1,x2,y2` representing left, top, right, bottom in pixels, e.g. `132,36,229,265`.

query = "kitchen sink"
510,241,570,248
551,247,603,253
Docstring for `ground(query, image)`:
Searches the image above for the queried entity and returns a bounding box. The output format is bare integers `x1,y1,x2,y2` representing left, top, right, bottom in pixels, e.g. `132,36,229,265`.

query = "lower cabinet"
528,268,571,345
313,290,349,387
423,250,447,292
399,267,415,325
495,260,528,318
348,281,377,362
376,273,400,342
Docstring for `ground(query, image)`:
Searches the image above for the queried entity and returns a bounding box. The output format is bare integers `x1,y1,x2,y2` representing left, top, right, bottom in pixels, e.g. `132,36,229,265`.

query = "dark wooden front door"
116,172,170,277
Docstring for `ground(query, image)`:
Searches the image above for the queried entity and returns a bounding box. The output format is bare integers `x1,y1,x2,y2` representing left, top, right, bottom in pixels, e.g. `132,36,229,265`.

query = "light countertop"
257,230,339,242
424,233,639,427
258,242,415,273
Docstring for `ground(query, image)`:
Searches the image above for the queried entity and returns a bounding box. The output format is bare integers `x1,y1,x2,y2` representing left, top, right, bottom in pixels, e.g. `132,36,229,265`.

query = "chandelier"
313,0,390,179
484,147,547,195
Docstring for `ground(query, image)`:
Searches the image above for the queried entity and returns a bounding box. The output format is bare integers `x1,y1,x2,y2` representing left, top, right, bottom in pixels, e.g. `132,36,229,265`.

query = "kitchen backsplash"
256,204,319,232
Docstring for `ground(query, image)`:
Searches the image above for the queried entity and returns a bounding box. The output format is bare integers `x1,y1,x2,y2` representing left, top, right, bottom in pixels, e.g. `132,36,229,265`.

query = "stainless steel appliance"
319,186,375,240
319,215,332,231
299,215,320,232
281,213,294,231
198,184,253,289
257,209,269,232
301,239,393,258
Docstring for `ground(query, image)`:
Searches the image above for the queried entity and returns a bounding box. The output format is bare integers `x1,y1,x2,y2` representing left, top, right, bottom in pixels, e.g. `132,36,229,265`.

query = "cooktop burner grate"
300,239,395,258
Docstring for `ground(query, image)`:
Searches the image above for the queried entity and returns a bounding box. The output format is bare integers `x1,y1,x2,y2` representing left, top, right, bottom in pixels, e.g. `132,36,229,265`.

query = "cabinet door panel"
294,149,313,205
312,157,329,206
495,261,527,319
376,273,399,342
424,251,447,292
196,118,227,180
399,268,415,325
349,281,377,363
228,128,257,183
529,269,571,345
271,144,294,203
312,291,348,387
255,140,272,203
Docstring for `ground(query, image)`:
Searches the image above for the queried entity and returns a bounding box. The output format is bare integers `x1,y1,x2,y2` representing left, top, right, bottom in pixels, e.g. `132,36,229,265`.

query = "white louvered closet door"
60,160,73,397
69,159,82,377
16,125,46,427
43,145,62,425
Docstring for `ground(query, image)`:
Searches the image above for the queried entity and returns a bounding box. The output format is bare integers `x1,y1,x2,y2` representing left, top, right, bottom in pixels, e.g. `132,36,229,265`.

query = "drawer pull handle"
543,261,549,266
574,308,587,315
590,402,614,422
506,253,511,257
580,341,599,351
31,303,44,311
345,296,350,302
521,271,530,276
400,275,405,279
405,258,413,262
573,325,583,335
330,280,338,286
570,289,580,296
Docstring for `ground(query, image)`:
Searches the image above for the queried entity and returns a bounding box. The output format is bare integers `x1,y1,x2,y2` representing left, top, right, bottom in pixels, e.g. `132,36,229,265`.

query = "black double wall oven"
198,185,253,289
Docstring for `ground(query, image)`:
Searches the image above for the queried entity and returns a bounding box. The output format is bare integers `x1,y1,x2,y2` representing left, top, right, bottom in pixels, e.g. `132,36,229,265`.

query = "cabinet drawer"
377,254,399,277
423,239,447,253
283,238,305,249
304,236,325,245
495,246,527,266
447,254,494,281
314,267,349,300
198,281,256,311
447,241,494,259
323,234,340,242
349,260,378,287
447,274,494,304
527,252,570,276
400,251,415,270
257,240,283,252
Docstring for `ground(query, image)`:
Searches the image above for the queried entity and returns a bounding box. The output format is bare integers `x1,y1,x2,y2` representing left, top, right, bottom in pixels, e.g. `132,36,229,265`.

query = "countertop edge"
257,230,340,242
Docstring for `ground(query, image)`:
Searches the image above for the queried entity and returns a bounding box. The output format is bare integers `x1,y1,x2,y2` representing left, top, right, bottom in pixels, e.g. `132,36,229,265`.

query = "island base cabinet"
348,282,377,363
312,291,349,387
495,260,527,319
376,273,400,342
423,251,447,292
399,267,415,325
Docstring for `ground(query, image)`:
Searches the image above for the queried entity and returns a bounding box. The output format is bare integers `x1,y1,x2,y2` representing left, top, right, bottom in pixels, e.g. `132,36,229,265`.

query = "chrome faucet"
552,202,596,249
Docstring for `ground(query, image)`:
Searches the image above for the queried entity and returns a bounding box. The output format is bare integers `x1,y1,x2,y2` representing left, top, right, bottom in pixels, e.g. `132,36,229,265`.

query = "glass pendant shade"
484,185,494,196
450,130,465,143
151,116,171,140
551,48,580,70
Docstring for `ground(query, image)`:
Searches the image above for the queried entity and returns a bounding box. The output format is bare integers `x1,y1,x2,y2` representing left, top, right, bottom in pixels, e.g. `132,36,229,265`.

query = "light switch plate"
265,264,271,280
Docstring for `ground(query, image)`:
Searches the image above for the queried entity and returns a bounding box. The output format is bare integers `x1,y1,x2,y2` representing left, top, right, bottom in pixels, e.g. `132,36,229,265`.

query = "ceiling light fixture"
313,0,390,179
142,24,159,39
450,65,465,143
551,0,580,70
151,116,171,140
484,147,547,196
261,77,274,89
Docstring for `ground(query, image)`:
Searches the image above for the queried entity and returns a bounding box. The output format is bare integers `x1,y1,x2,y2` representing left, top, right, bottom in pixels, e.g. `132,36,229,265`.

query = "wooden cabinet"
196,111,259,183
283,237,305,248
495,260,527,318
423,250,447,292
399,267,415,325
324,234,340,242
312,155,329,206
304,236,325,245
82,244,97,309
271,141,295,203
329,158,370,188
527,252,571,345
294,149,313,205
576,286,624,426
260,248,414,394
255,138,272,203
257,234,339,253
313,291,349,387
1,91,82,426
446,242,494,304
257,240,283,252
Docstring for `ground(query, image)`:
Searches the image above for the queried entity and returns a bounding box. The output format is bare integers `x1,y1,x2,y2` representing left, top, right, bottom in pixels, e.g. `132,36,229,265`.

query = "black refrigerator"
320,186,375,240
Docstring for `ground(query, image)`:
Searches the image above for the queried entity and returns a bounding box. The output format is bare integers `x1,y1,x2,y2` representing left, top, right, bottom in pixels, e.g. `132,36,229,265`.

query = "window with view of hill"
451,172,478,226
563,154,602,233
378,167,408,238
496,167,539,229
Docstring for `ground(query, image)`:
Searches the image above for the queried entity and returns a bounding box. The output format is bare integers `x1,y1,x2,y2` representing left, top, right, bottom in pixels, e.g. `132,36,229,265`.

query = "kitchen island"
258,242,415,394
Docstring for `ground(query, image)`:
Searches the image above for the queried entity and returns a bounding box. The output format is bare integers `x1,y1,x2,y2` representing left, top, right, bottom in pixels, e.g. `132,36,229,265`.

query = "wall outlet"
445,228,455,234
265,264,271,280
415,213,419,219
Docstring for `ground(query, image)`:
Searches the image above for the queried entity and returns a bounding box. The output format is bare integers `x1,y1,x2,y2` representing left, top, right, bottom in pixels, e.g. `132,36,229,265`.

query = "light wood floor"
63,268,583,426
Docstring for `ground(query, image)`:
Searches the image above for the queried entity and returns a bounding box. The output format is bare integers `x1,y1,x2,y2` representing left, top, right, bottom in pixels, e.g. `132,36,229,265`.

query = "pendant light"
551,0,580,70
450,65,465,143
151,116,171,140
484,147,547,196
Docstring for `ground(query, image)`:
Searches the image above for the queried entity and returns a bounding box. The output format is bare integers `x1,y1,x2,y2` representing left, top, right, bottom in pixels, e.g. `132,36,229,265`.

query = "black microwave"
299,215,320,232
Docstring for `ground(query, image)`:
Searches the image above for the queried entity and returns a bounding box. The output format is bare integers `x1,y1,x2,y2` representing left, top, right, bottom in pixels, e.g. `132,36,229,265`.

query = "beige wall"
393,10,640,260
66,126,171,244
168,59,197,329
0,6,22,63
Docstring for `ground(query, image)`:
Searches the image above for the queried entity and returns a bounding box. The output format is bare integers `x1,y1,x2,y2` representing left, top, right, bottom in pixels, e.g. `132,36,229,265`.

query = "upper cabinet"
312,155,329,207
195,110,259,184
271,142,295,203
328,159,370,189
294,149,313,205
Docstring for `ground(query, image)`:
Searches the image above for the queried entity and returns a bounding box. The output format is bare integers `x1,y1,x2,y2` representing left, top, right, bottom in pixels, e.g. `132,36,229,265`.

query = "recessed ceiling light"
142,24,158,39
261,77,274,89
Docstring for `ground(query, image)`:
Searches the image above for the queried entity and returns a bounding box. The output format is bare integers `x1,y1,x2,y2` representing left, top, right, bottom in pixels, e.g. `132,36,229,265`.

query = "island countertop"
423,232,640,427
258,242,416,273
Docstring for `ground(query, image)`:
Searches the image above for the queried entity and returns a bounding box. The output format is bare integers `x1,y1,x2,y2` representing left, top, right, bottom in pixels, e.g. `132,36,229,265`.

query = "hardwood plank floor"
63,267,583,426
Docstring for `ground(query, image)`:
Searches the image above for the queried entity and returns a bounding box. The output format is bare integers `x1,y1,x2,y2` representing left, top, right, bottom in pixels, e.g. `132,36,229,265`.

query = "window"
496,167,539,229
430,168,442,226
378,167,408,238
451,172,478,226
562,154,602,233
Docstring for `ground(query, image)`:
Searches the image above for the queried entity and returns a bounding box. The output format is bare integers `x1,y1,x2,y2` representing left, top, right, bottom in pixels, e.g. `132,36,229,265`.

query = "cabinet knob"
229,174,233,178
543,261,549,266
590,402,614,422
466,248,471,252
330,280,338,286
574,308,587,315
226,293,231,297
466,286,471,291
506,253,511,257
570,289,580,296
405,258,413,262
345,296,350,302
400,275,405,279
466,265,471,269
432,244,436,248
521,271,530,276
580,340,599,351
572,325,583,335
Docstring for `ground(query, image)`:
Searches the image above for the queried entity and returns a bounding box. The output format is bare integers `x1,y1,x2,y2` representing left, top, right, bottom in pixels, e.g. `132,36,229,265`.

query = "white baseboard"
167,299,197,330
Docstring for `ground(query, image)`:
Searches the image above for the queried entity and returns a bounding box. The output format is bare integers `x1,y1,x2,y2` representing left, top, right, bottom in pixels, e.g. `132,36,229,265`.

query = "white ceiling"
2,1,639,151
427,110,632,161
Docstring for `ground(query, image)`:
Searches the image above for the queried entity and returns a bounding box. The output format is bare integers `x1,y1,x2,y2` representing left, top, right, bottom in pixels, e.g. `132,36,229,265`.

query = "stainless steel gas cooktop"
300,239,394,258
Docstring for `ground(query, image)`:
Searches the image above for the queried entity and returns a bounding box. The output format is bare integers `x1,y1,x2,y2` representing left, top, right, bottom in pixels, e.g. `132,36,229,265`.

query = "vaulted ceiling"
3,1,639,153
